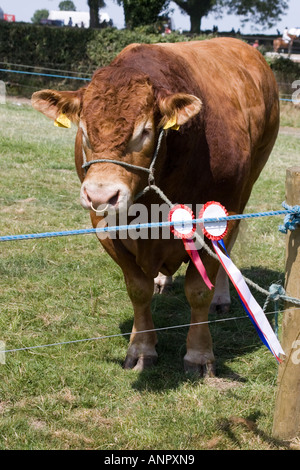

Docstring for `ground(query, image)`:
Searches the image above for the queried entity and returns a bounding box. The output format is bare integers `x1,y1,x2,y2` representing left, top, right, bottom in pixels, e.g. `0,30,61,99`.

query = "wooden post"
272,166,300,440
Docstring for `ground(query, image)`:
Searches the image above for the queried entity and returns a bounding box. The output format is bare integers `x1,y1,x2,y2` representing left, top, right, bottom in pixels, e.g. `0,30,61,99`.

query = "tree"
88,0,106,28
172,0,289,34
172,0,216,34
219,0,289,29
59,1,76,10
31,9,49,24
117,0,170,29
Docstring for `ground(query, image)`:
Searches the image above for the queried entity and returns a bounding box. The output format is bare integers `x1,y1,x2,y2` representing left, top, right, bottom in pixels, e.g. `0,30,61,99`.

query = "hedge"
0,21,94,70
86,26,210,67
0,22,210,96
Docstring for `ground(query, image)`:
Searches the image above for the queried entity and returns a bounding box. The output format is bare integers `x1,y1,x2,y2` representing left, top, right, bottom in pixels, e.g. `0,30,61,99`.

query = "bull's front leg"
123,269,157,371
94,218,157,372
184,253,219,377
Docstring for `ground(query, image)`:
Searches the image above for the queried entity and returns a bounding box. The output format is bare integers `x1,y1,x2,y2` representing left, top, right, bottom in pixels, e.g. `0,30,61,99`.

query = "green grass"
0,102,298,450
279,102,300,128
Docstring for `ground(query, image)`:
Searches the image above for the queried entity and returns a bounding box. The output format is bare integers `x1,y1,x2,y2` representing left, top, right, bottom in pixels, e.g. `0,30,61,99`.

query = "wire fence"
0,202,299,357
0,66,298,102
4,308,298,356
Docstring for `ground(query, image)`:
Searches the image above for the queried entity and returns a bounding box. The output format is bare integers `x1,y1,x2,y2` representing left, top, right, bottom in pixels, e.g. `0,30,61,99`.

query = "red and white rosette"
169,204,196,240
199,201,285,363
169,205,213,290
199,201,228,241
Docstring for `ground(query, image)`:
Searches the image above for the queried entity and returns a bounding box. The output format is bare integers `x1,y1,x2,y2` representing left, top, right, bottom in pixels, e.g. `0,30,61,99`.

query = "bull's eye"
142,128,151,139
127,120,153,153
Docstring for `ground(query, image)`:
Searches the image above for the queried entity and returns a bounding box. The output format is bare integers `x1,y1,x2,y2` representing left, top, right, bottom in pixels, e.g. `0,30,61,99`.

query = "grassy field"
0,101,298,450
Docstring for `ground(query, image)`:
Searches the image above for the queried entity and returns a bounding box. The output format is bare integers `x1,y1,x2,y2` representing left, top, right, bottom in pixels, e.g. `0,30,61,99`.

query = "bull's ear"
31,88,85,125
158,93,202,130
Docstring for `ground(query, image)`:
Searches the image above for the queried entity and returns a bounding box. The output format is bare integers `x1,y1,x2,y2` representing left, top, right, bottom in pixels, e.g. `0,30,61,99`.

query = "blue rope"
279,98,295,102
0,68,91,81
278,202,300,233
0,204,297,242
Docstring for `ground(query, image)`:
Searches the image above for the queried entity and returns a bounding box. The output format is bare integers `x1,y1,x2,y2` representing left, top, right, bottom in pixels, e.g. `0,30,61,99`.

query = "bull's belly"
121,236,189,278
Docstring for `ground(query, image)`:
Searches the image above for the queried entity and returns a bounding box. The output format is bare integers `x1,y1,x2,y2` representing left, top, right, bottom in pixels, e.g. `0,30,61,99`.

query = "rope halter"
81,128,165,189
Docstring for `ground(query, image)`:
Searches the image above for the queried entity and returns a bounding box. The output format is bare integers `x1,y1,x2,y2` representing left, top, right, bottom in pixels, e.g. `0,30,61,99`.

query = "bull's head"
32,68,202,214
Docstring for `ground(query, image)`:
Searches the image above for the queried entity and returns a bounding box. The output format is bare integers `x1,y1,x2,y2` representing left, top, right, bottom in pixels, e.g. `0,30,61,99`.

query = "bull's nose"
80,182,131,213
85,186,119,208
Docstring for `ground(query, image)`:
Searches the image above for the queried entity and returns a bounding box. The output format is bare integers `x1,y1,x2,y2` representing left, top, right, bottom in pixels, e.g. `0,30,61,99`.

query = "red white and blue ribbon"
200,201,285,363
169,205,213,290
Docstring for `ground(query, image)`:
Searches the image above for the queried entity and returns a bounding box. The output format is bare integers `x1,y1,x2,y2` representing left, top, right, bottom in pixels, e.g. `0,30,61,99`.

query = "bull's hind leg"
184,220,240,376
123,268,157,371
184,254,219,377
210,224,239,314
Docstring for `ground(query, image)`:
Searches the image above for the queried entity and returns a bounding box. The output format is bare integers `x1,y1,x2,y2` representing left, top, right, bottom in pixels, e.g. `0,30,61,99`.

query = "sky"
0,0,299,34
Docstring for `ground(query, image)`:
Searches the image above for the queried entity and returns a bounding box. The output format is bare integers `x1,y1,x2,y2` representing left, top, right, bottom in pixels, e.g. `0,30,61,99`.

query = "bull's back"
156,38,276,94
159,38,279,192
157,38,278,120
120,38,279,152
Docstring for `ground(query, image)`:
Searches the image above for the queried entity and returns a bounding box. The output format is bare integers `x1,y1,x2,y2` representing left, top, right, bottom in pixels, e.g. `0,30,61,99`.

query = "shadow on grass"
216,411,289,450
117,266,284,392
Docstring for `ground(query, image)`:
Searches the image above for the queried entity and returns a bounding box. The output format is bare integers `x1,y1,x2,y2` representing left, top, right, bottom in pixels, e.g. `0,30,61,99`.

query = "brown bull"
32,38,279,376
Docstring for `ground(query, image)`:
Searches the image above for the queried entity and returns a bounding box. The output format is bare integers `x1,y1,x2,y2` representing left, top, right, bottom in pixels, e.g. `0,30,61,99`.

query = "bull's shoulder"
116,43,141,57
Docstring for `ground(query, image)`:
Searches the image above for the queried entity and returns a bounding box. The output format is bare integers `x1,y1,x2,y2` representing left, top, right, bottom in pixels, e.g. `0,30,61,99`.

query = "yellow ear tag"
163,115,180,131
54,114,71,128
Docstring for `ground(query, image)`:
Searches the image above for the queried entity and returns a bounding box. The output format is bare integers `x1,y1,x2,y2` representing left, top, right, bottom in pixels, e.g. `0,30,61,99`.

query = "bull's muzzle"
80,181,132,214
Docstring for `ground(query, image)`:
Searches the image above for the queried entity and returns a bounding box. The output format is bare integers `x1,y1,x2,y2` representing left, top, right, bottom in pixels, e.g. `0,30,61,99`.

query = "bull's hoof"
209,303,231,315
184,359,216,378
123,355,158,371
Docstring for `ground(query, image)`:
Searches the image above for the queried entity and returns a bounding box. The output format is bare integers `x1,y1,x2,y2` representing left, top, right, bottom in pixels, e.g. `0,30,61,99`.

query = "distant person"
68,17,73,27
253,40,259,49
283,27,291,44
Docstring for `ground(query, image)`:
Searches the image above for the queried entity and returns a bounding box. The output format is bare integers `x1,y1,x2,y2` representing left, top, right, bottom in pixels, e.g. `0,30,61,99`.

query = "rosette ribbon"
200,202,285,363
169,205,213,290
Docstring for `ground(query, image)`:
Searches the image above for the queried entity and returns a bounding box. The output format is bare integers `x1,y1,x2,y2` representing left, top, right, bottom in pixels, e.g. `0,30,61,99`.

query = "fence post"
272,166,300,440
